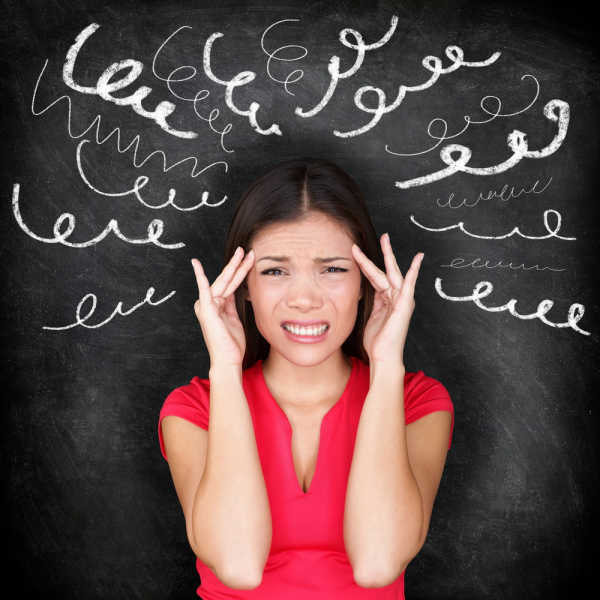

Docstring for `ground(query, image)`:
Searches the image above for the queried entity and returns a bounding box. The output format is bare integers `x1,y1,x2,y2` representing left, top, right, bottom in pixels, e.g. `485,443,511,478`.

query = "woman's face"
245,212,363,364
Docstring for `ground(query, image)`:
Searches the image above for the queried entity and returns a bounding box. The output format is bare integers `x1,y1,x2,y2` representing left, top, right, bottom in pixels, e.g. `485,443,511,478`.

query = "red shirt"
158,356,454,599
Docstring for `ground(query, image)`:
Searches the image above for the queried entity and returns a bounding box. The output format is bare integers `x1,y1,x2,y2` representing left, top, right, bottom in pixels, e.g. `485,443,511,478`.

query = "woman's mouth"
281,322,330,343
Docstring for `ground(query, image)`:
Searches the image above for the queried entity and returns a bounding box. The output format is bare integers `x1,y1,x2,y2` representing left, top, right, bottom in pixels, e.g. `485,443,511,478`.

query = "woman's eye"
260,267,348,276
261,268,284,276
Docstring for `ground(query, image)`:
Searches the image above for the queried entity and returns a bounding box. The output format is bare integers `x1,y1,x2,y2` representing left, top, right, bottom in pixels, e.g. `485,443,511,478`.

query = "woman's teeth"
282,323,329,336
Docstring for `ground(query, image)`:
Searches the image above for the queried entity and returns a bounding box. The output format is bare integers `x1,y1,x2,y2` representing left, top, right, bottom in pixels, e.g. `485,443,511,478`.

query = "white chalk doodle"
294,15,501,138
202,31,282,136
388,73,541,157
11,183,185,249
31,58,229,187
442,256,566,272
434,278,590,336
63,23,197,139
396,99,570,188
260,19,307,96
151,25,235,153
42,286,176,330
410,208,575,241
75,139,227,211
149,22,282,137
437,177,552,208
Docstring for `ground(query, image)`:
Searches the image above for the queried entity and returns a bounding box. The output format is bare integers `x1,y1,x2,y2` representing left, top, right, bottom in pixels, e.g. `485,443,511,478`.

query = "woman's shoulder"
405,368,448,391
158,376,213,458
404,369,451,401
165,375,210,403
159,376,212,428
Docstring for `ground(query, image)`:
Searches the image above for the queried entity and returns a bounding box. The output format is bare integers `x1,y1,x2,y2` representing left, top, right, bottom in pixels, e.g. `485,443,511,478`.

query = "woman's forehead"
252,218,352,248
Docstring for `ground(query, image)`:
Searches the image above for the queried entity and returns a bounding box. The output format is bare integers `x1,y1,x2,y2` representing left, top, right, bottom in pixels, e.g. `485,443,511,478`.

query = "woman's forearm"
192,364,272,588
343,363,423,585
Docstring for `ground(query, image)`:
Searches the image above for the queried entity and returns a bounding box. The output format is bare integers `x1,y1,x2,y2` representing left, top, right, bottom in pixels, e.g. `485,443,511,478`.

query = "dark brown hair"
225,157,385,371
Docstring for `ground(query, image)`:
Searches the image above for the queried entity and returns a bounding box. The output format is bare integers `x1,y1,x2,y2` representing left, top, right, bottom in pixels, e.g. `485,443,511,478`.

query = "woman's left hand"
351,233,424,367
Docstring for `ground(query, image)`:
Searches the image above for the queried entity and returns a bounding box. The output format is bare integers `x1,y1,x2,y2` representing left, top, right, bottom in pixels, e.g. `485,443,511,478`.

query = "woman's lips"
281,323,330,343
280,320,330,326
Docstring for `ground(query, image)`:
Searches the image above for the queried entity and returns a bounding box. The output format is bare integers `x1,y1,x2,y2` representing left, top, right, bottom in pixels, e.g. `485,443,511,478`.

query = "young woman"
158,157,454,599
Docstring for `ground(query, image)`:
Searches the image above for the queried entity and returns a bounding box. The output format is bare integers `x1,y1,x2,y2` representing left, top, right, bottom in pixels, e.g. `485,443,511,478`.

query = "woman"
158,157,454,599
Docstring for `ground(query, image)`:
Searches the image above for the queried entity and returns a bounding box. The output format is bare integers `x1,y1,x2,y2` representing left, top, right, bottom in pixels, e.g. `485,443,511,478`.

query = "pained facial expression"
245,213,363,363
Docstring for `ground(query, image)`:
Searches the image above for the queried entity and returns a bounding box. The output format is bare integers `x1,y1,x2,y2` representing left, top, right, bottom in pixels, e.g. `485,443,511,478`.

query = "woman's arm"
162,364,272,589
343,363,451,588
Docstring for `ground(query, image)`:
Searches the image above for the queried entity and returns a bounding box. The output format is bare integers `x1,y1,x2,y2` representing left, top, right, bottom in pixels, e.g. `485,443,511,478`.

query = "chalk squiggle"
332,44,500,138
294,16,401,123
441,256,565,272
151,25,235,153
387,74,540,157
31,58,228,186
75,139,227,211
202,32,282,136
437,176,552,209
11,183,185,249
64,23,197,139
260,19,307,96
434,278,590,336
410,209,575,240
42,286,176,330
292,12,500,139
396,99,569,188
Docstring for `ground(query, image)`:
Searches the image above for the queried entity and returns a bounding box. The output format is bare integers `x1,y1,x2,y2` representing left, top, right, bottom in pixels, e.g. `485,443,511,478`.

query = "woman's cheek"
330,277,359,295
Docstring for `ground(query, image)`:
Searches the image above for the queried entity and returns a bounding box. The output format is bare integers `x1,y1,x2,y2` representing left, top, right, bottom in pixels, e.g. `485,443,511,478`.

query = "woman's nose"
286,277,324,304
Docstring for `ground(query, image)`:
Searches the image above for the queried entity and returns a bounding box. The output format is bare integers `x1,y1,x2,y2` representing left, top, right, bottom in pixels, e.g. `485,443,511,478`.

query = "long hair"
224,157,385,371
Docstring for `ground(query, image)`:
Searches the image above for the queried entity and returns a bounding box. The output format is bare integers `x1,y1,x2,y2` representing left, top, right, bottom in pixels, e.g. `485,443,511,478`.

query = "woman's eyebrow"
256,256,352,263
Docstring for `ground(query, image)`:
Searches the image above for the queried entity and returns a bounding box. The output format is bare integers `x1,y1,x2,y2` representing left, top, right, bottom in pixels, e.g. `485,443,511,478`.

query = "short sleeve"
404,370,454,449
158,376,210,461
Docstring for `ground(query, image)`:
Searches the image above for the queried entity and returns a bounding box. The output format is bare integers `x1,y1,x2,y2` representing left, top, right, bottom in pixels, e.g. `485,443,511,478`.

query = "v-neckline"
258,356,357,496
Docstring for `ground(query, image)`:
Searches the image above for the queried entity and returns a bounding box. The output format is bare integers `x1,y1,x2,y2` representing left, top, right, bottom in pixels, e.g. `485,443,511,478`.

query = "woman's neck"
261,351,352,413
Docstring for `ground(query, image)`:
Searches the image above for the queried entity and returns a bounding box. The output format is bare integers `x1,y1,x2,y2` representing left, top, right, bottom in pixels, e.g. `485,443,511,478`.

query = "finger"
222,248,255,297
351,243,391,292
191,251,238,298
381,233,404,289
210,246,248,297
190,258,214,307
223,292,239,319
400,253,424,298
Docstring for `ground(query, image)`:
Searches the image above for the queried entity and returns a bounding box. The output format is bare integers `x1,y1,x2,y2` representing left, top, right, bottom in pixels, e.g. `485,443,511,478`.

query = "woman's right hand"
190,247,255,369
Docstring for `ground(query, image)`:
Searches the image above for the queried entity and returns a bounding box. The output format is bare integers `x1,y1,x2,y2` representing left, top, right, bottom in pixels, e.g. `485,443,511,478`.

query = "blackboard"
2,0,598,598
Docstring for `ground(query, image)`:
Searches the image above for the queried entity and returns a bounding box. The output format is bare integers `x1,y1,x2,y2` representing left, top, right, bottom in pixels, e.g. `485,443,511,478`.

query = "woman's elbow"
186,533,264,589
352,558,408,588
218,563,264,590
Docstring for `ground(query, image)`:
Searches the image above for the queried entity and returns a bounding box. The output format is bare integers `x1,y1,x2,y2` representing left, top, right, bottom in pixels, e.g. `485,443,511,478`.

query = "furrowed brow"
256,256,352,263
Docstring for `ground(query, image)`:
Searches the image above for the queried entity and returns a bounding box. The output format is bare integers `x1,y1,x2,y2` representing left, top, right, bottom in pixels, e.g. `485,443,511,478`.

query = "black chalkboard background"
2,0,599,598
